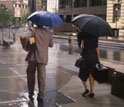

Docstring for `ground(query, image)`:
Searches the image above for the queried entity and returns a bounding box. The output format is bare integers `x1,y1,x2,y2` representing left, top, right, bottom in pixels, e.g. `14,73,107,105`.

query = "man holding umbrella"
25,25,53,103
22,11,63,104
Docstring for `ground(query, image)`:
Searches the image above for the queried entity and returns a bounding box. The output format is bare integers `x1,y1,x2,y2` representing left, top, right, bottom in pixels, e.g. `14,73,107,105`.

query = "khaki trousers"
27,61,46,99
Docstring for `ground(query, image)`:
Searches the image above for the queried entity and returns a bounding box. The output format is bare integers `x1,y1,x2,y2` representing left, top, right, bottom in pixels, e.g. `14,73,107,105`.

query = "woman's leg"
89,74,94,93
82,81,89,96
82,81,88,90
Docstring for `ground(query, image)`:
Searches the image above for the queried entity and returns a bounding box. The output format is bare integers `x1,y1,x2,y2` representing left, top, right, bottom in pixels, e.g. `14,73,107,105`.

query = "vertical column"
68,35,74,55
71,0,74,19
120,1,124,37
87,0,90,7
107,50,114,61
86,0,90,13
120,52,124,62
107,0,114,24
31,0,35,13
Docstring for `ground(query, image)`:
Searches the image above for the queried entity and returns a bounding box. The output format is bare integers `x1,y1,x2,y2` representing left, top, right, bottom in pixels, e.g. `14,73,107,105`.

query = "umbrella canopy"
27,11,63,27
72,14,113,37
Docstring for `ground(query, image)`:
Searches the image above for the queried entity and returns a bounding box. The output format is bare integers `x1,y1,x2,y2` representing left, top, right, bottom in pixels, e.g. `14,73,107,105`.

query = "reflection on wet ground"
0,66,74,107
0,40,75,107
0,35,124,107
53,39,124,63
23,90,75,107
99,48,124,63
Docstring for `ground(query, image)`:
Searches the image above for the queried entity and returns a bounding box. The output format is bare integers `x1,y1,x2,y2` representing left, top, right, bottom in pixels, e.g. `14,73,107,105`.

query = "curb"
53,35,124,49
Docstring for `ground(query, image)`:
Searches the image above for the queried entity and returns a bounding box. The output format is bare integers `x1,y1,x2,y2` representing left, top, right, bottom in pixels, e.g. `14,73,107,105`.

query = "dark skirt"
79,49,98,81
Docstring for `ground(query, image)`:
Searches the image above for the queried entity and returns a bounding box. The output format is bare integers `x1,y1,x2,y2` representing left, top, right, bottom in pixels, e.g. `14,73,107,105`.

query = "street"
53,37,124,64
0,27,124,107
0,28,78,107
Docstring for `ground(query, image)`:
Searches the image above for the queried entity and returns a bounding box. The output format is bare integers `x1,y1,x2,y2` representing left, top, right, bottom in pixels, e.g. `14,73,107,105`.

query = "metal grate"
44,90,75,107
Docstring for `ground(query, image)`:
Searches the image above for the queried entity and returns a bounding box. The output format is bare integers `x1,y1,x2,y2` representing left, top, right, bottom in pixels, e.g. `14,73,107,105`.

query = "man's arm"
21,28,33,51
49,35,53,47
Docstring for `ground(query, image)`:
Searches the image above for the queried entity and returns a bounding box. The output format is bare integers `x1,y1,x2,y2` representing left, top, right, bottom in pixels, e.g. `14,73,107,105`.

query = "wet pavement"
53,38,124,64
0,27,124,107
0,28,75,107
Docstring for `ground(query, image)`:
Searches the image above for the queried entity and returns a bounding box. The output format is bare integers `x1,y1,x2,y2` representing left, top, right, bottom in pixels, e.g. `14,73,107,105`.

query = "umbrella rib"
98,18,112,36
80,18,93,30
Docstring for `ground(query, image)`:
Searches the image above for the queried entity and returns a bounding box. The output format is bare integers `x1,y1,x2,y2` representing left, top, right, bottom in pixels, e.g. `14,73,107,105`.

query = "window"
22,4,24,8
19,4,21,8
25,5,28,9
74,0,87,7
14,4,17,7
65,15,72,23
91,0,106,6
113,4,121,22
59,0,72,9
59,0,87,9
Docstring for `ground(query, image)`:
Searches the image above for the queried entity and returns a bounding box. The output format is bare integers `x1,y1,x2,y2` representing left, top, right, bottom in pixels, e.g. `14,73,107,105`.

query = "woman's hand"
79,40,84,50
80,46,84,50
96,47,100,63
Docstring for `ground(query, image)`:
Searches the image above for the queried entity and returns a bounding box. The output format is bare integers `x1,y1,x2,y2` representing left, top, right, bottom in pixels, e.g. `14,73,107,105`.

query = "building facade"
47,0,58,13
58,0,107,23
28,0,47,13
42,0,47,10
35,0,42,11
14,0,28,18
0,0,15,14
55,0,107,32
0,0,28,25
107,0,124,38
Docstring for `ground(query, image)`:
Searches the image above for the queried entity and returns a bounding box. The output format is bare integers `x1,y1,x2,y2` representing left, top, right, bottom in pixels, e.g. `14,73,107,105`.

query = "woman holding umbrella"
77,31,100,98
72,14,113,98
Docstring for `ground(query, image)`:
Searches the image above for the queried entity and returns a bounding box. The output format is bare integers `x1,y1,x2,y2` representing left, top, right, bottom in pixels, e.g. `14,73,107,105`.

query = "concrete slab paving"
0,67,17,77
0,76,27,93
60,76,124,107
0,28,124,106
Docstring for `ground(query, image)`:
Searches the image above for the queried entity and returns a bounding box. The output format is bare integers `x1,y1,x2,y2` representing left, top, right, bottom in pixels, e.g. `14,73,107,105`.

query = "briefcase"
111,71,124,99
94,63,109,84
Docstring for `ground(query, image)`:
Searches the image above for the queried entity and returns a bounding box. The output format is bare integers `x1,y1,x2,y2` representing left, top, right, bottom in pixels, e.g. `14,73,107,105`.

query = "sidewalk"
52,48,124,107
60,76,124,107
51,36,124,106
0,33,124,107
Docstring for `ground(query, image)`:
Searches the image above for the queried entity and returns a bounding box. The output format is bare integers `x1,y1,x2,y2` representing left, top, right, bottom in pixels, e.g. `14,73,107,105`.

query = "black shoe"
38,101,43,107
29,95,34,103
87,93,94,98
82,89,89,97
37,97,43,103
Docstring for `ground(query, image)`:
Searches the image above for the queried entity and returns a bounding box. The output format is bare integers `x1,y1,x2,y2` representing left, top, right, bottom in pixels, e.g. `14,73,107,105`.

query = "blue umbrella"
27,11,63,27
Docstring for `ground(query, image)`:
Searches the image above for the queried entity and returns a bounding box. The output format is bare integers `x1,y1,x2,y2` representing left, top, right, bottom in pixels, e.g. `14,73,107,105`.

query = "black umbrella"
72,14,113,37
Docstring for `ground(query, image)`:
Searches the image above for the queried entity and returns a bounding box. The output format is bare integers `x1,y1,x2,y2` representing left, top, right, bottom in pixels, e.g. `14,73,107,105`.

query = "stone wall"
107,0,124,37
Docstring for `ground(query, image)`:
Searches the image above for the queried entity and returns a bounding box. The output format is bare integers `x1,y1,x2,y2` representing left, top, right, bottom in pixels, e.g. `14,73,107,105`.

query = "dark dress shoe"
82,89,89,97
29,95,34,103
37,97,43,107
37,97,43,102
38,101,43,107
87,93,94,98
